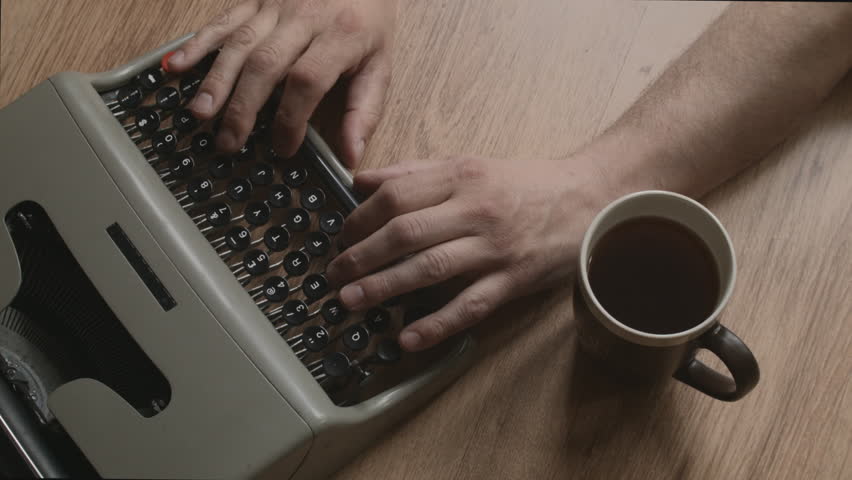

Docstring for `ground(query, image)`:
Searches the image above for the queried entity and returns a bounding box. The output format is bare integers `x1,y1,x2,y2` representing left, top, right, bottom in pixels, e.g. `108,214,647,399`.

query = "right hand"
167,0,397,167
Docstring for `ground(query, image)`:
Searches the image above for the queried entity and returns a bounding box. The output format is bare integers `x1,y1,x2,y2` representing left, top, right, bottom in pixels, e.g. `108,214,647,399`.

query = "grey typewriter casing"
0,35,474,479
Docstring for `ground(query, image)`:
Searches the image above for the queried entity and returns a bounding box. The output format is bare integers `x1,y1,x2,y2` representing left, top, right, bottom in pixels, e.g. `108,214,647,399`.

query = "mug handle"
674,324,759,401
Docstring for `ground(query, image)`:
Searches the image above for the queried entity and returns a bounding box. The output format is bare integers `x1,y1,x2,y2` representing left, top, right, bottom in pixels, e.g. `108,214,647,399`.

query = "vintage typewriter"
0,34,474,479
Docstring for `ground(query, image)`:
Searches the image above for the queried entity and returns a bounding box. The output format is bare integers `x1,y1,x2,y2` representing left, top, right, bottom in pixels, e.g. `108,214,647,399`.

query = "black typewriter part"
99,52,453,406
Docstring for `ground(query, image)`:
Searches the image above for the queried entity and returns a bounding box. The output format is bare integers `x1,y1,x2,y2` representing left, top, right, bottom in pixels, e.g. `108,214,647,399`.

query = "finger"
328,202,473,287
217,22,313,152
353,159,446,194
168,1,260,72
272,33,364,158
399,272,513,351
336,237,496,310
338,56,392,167
341,166,452,247
189,6,280,121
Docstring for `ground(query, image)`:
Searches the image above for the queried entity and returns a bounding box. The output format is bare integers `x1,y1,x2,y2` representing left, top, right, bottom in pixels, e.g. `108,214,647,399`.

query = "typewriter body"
0,35,474,479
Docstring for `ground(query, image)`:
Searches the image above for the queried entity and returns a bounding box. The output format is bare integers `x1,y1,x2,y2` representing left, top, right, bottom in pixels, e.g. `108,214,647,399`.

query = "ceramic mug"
573,190,759,401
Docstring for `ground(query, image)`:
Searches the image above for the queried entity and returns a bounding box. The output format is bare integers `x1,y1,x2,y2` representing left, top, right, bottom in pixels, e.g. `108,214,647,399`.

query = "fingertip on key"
163,50,183,72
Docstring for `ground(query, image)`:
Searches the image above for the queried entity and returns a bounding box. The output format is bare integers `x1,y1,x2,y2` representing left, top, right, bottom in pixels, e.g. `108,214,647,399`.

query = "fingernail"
168,50,185,68
340,284,364,309
218,128,238,152
192,92,213,116
400,330,422,350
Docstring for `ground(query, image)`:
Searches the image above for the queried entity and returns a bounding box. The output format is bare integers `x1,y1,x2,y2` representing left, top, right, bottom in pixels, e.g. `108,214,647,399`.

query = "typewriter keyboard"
99,52,445,405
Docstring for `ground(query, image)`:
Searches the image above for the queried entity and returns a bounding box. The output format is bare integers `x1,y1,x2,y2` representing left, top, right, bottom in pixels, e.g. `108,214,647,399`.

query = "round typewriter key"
323,352,351,378
245,201,271,226
300,187,326,211
263,226,290,251
283,300,309,325
169,153,194,179
208,155,233,179
207,203,231,227
191,132,214,154
117,85,143,109
249,163,274,185
173,108,197,133
226,178,252,202
234,138,255,163
283,251,309,277
343,325,370,351
137,67,164,90
284,208,310,232
321,299,347,325
155,87,181,110
319,211,344,235
135,108,160,134
365,307,391,333
186,177,213,202
283,167,308,187
179,74,202,98
263,276,289,302
302,326,330,352
243,249,270,276
268,185,291,208
152,130,178,154
304,232,331,256
225,226,251,251
376,339,402,363
302,274,329,302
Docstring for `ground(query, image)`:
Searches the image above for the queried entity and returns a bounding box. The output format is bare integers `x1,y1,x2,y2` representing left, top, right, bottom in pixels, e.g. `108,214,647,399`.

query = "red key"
161,51,176,72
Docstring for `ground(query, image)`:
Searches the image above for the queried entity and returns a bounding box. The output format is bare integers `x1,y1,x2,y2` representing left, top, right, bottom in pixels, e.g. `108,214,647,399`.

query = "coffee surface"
588,216,720,334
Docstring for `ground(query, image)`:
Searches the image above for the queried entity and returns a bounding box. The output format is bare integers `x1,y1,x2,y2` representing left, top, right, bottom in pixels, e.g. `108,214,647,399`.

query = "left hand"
325,155,615,351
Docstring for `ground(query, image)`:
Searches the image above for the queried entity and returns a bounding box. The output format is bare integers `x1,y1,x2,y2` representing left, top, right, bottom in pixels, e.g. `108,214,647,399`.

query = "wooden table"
2,1,849,479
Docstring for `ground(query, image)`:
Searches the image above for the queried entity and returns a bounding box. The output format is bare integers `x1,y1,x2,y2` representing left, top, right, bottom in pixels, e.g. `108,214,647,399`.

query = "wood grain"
1,1,849,479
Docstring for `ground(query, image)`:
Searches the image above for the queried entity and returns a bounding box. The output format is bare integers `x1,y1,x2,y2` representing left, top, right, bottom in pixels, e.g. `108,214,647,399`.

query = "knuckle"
377,181,405,214
203,68,228,89
362,274,394,302
337,250,361,276
246,44,282,75
417,248,453,282
467,199,501,224
227,24,258,50
288,60,324,92
334,7,365,35
456,157,487,182
459,292,491,326
387,216,421,246
224,98,252,129
208,9,232,29
422,315,453,343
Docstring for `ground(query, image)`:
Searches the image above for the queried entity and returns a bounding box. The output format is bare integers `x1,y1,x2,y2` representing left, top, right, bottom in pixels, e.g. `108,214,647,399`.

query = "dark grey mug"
573,191,759,401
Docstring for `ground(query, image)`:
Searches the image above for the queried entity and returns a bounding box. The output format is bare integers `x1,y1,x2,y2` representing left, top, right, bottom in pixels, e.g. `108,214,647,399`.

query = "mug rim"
578,190,737,347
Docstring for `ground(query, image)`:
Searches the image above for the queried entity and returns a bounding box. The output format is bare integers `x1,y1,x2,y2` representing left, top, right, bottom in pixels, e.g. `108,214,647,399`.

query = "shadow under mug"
573,190,759,401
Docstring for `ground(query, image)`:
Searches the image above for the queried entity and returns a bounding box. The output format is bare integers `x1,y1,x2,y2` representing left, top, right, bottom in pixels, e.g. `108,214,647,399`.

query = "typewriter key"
169,153,194,179
283,300,309,325
343,325,370,351
302,274,329,302
250,163,275,185
323,352,352,378
137,67,164,90
208,156,233,179
207,203,231,227
156,87,181,110
263,226,290,251
243,249,270,276
283,251,310,276
152,130,178,154
269,184,291,208
245,201,271,226
173,108,197,133
376,340,402,363
283,167,308,187
263,276,289,302
117,85,143,109
234,138,255,163
179,74,202,98
365,308,391,333
284,208,310,232
225,226,251,251
319,211,343,235
226,178,253,202
304,232,331,256
302,326,330,353
135,108,160,134
186,177,213,202
191,132,215,154
321,299,347,325
300,187,326,211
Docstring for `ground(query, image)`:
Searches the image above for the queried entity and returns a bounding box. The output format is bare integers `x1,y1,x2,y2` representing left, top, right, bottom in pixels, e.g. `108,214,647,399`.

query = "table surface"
2,1,850,479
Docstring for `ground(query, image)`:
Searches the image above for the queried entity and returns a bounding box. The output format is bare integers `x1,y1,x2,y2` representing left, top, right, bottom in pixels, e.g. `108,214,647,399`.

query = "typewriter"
0,34,474,479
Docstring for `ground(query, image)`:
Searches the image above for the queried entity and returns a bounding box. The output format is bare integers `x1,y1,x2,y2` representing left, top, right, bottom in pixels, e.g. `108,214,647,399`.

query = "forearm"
587,3,852,198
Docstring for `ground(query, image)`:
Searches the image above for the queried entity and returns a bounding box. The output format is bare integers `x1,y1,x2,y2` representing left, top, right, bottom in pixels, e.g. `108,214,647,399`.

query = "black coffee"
588,216,720,334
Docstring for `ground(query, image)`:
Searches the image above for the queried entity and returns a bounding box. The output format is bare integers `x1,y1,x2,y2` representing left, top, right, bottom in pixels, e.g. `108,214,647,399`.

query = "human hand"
325,155,617,351
167,0,397,167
